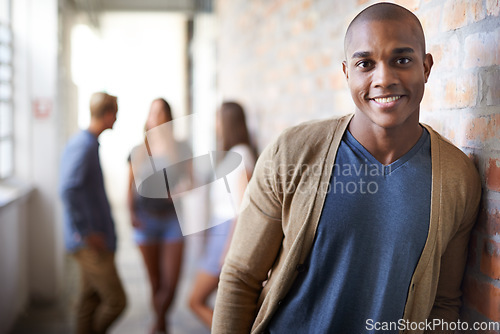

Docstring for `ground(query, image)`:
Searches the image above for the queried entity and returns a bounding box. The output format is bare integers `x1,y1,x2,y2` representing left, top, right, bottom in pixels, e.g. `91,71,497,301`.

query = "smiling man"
212,3,481,334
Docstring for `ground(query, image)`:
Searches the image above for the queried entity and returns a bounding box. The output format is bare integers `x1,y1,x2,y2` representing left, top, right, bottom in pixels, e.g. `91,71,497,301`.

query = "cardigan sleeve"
212,139,285,334
425,151,482,334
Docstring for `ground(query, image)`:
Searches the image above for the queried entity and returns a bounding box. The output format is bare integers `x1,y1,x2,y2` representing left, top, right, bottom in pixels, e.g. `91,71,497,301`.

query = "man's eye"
396,57,411,65
356,61,372,68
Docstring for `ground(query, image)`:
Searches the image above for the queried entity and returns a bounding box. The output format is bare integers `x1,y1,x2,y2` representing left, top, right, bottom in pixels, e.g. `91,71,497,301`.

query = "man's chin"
365,115,417,132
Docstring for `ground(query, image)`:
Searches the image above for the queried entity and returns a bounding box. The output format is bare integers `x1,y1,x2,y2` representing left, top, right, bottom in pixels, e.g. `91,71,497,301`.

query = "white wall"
9,0,65,309
190,14,217,160
0,5,215,333
1,0,64,328
0,194,29,334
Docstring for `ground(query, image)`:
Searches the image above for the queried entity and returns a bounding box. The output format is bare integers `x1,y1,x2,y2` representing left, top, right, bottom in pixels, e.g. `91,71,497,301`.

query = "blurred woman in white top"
188,101,256,328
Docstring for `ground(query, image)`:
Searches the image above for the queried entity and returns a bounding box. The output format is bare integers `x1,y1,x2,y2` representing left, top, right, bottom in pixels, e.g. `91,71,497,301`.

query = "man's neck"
87,121,105,138
348,113,423,166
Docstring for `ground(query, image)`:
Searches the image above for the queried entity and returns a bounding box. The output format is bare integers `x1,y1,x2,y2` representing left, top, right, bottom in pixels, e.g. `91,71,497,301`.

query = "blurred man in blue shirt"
60,92,126,334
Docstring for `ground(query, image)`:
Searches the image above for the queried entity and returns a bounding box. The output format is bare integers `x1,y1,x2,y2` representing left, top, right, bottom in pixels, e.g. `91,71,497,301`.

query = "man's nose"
372,63,399,88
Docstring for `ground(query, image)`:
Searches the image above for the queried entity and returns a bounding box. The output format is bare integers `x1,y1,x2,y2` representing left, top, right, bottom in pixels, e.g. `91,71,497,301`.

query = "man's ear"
423,53,433,83
342,60,349,80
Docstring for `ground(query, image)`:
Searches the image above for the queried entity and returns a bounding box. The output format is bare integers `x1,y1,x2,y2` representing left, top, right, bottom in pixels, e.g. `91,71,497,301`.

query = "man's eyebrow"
393,47,415,54
351,51,371,59
351,47,415,59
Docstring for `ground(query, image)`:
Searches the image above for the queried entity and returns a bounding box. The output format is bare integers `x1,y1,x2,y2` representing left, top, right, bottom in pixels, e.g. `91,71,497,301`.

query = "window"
0,0,12,179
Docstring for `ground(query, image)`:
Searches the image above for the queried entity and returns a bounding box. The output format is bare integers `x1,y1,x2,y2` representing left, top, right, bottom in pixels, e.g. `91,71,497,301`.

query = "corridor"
11,201,212,334
2,0,500,332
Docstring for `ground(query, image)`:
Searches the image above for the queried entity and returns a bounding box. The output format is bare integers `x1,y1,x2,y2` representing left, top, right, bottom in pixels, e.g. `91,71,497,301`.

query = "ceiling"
97,0,212,13
71,0,212,28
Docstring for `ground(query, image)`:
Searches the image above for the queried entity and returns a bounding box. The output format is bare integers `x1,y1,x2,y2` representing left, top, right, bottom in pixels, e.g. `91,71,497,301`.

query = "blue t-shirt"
60,130,116,252
268,128,431,333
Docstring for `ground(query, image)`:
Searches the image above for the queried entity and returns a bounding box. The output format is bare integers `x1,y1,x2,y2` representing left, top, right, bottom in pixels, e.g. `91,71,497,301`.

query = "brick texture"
216,0,500,325
485,68,500,106
442,0,468,30
463,275,500,322
444,73,478,109
487,0,500,16
465,113,500,144
470,0,486,23
480,239,500,279
394,0,420,11
442,0,487,30
464,30,499,68
419,5,442,37
486,158,500,192
478,199,500,236
428,35,460,70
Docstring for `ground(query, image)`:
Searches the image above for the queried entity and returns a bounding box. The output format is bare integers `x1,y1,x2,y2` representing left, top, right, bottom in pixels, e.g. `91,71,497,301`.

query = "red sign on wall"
33,98,52,119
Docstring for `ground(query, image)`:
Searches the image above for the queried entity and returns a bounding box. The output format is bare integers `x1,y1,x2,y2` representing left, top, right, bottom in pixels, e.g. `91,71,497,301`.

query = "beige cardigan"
212,114,481,334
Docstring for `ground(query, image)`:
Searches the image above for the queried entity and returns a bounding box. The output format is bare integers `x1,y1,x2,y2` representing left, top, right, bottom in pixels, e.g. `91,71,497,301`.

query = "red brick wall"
216,0,500,329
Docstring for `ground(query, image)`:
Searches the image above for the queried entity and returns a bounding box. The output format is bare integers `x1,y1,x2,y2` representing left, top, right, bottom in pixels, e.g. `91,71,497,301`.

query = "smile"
372,96,402,104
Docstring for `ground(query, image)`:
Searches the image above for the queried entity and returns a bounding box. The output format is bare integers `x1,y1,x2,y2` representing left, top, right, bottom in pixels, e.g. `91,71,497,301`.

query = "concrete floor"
10,202,212,334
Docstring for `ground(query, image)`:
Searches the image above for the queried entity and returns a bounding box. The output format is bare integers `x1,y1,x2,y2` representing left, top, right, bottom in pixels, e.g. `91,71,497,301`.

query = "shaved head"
344,2,426,58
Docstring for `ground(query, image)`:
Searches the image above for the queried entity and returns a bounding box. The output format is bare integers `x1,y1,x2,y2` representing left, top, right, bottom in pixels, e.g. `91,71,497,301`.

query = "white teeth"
374,96,401,104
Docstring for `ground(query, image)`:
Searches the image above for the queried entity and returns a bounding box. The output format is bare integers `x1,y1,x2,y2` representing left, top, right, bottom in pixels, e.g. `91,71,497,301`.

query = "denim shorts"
198,219,233,276
133,210,183,244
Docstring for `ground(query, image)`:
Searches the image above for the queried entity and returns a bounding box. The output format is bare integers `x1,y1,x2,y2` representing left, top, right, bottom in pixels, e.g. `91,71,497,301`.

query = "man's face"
343,19,433,130
105,105,118,130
